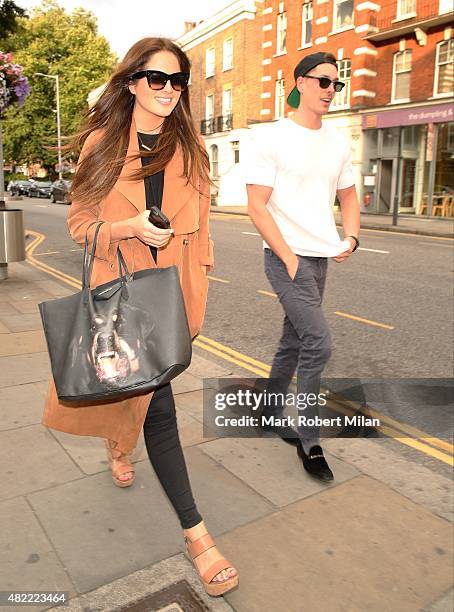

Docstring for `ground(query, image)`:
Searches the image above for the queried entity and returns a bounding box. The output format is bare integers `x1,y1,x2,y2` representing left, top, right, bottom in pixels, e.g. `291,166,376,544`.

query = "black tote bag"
39,222,192,403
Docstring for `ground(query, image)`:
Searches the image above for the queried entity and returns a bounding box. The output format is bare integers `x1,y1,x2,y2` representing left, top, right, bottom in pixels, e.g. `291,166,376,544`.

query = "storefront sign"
362,102,453,129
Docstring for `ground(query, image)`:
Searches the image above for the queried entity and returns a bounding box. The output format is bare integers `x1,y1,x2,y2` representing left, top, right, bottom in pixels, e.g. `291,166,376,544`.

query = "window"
205,94,214,119
439,0,452,14
331,59,351,108
434,39,454,96
392,50,412,102
206,47,215,78
210,145,219,178
222,89,232,117
275,78,285,119
223,38,233,70
333,0,354,31
301,2,313,47
231,140,240,164
276,11,287,54
397,0,416,18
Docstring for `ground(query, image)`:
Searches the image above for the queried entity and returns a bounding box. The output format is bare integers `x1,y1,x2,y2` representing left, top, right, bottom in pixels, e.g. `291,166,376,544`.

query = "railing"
200,114,233,135
370,0,452,30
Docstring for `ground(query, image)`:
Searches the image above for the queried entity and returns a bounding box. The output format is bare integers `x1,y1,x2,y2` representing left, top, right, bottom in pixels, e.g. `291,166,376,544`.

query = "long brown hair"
71,37,210,205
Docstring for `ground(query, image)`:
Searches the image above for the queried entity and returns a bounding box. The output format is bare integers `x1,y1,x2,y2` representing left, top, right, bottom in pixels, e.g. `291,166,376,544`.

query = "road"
15,196,454,475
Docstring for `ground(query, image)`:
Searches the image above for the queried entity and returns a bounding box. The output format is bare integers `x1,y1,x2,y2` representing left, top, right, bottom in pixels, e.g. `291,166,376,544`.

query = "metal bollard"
0,208,26,280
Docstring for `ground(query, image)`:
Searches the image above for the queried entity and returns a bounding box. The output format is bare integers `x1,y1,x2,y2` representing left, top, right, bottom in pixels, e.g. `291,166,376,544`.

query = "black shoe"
297,442,334,482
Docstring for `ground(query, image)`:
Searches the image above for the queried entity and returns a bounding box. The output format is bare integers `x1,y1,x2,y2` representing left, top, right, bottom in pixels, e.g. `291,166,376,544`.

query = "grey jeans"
264,248,331,445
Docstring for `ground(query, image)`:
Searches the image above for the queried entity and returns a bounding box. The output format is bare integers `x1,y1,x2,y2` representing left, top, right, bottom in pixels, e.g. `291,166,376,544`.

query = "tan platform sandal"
184,533,239,597
104,439,135,488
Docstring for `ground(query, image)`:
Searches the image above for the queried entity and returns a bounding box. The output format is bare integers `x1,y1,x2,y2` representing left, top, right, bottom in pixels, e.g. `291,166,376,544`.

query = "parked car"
9,179,32,196
29,181,52,199
50,179,72,204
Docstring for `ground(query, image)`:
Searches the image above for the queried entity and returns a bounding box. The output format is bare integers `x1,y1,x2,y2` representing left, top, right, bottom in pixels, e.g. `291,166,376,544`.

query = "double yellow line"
26,229,453,466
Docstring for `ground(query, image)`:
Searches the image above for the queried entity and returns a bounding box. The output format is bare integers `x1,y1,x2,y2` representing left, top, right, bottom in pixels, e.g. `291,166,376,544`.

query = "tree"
0,0,26,49
2,0,116,174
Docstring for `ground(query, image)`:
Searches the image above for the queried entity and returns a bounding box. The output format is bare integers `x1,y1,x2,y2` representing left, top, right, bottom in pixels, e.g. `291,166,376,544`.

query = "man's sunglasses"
304,75,345,92
130,70,190,92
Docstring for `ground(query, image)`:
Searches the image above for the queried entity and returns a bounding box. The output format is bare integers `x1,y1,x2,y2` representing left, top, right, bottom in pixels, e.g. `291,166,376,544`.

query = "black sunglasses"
130,70,190,92
304,75,345,92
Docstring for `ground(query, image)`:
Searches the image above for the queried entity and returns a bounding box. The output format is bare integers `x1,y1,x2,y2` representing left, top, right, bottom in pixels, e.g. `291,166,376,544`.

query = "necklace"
138,134,154,151
136,121,164,134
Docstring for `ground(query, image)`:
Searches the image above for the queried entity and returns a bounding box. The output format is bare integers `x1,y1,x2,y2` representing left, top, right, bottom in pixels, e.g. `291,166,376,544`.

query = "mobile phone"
148,206,171,229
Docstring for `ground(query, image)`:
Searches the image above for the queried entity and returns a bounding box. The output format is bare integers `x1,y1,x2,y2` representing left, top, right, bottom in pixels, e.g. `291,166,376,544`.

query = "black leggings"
142,382,203,529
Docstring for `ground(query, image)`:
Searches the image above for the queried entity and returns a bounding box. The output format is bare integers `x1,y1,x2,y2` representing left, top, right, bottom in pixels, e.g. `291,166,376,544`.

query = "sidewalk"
0,260,453,612
211,206,454,238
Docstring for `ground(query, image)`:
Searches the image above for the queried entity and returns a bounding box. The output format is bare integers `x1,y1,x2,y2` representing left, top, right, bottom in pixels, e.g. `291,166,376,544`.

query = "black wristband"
347,235,360,252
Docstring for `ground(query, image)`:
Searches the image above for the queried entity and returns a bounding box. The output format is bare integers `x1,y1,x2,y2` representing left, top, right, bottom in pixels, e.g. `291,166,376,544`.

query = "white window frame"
205,94,214,120
222,88,232,117
275,78,285,119
223,38,233,71
333,0,354,32
205,47,215,78
301,2,313,48
331,59,351,110
396,0,416,19
276,11,287,55
391,50,412,103
433,39,454,98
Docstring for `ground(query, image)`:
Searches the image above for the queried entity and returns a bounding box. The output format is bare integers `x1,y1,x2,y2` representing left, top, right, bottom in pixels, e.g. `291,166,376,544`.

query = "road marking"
207,275,230,284
33,250,60,256
258,289,277,297
334,311,395,330
23,228,451,465
358,247,390,254
360,227,453,241
242,231,260,236
36,204,49,208
418,241,453,248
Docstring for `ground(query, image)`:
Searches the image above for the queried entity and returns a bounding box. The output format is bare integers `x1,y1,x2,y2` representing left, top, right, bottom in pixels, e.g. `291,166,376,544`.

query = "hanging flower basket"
0,51,30,115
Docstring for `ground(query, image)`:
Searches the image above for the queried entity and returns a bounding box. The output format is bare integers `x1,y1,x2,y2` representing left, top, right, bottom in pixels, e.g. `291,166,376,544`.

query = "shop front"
361,101,454,217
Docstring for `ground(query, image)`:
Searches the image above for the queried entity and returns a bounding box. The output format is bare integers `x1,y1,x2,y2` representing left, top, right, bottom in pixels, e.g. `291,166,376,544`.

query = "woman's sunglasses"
130,70,190,92
304,75,345,92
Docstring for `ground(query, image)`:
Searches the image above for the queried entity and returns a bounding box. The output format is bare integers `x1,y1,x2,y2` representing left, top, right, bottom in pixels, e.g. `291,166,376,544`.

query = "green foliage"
0,0,27,49
2,0,117,170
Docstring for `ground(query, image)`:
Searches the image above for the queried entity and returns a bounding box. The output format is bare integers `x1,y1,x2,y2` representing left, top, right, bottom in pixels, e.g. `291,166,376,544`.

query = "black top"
138,132,165,263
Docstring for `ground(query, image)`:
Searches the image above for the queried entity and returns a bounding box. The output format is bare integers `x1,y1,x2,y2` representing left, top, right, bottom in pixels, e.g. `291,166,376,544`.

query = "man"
245,52,360,482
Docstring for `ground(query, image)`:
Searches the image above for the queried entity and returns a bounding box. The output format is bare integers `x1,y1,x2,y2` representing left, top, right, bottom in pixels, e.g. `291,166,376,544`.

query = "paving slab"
28,448,273,595
0,496,76,606
59,554,233,612
0,329,46,356
0,312,43,333
0,302,21,316
9,300,42,314
0,425,82,501
174,389,205,422
35,280,75,297
171,371,204,395
49,429,114,476
0,382,50,430
186,352,232,379
200,436,359,507
325,437,454,522
0,319,11,332
218,475,453,612
28,463,183,594
0,352,50,387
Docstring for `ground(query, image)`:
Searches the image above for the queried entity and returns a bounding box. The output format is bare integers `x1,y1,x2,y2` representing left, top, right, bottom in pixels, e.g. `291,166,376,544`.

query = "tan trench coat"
41,120,213,453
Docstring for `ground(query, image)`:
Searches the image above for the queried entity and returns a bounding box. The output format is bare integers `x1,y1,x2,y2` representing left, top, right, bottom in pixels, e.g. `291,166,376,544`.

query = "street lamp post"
35,73,62,180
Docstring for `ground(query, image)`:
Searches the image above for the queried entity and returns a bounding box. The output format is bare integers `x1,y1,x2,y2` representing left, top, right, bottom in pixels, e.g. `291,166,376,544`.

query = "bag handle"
82,221,132,286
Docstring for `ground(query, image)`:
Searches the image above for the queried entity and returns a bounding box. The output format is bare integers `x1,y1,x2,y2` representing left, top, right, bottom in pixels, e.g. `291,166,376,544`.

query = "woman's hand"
129,210,173,248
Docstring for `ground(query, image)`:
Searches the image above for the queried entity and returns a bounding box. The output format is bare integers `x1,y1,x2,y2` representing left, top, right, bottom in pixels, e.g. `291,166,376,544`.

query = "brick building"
178,1,264,204
179,0,453,214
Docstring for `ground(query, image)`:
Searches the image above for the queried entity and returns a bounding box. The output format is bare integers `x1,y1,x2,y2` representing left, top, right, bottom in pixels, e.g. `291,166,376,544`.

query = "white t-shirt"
243,118,355,257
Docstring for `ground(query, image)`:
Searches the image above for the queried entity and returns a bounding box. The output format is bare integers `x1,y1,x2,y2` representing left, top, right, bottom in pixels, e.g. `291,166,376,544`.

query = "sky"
16,0,231,57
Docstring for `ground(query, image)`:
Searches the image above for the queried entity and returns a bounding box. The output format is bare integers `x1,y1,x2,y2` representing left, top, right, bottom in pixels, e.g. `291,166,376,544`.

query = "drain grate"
113,580,210,612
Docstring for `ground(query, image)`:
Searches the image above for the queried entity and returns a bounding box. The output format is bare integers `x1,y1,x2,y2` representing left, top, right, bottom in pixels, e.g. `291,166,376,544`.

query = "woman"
42,37,238,597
